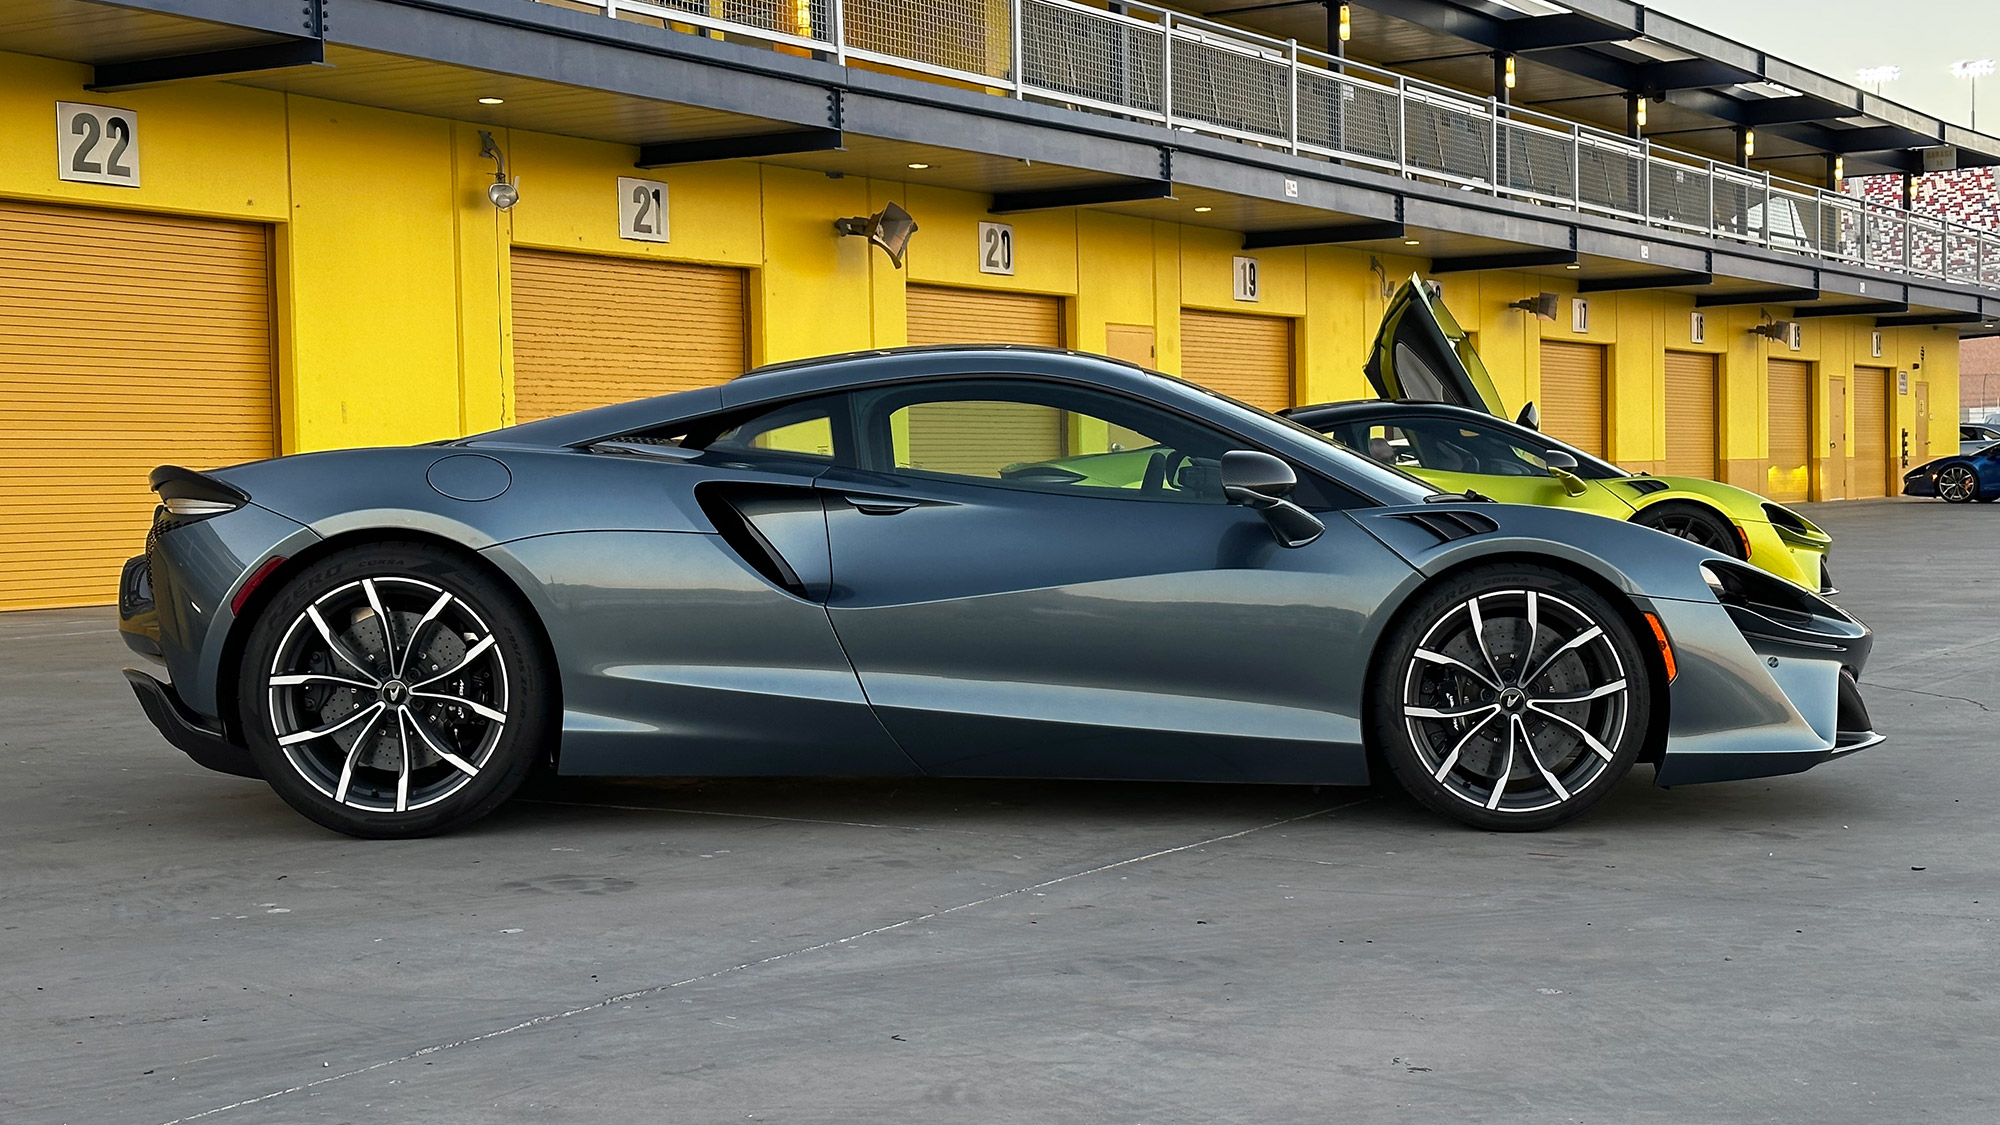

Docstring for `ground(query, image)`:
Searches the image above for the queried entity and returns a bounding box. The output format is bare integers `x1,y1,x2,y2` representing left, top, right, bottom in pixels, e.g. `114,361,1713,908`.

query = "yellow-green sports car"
1286,277,1833,593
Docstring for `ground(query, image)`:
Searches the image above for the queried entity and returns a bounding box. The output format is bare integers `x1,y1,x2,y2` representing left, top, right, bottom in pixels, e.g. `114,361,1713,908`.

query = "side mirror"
1541,449,1578,471
1221,451,1325,548
1517,402,1540,430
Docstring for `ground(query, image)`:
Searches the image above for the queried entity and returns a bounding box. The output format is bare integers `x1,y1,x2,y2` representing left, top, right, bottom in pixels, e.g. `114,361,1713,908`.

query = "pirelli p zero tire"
1370,563,1652,832
1631,502,1740,557
237,542,553,839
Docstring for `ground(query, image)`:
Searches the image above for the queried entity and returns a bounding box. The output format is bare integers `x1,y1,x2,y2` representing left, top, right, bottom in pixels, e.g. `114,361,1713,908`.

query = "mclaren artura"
121,347,1880,837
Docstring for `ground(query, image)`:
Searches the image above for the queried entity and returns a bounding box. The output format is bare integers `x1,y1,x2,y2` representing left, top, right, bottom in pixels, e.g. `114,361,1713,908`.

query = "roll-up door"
1662,351,1718,478
1766,358,1812,503
1539,340,1606,457
904,285,1065,469
1179,309,1294,412
0,200,274,611
1851,365,1891,499
510,249,748,423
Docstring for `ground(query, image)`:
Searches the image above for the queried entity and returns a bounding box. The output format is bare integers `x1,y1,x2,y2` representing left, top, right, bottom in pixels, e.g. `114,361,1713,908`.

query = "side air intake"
1394,510,1499,544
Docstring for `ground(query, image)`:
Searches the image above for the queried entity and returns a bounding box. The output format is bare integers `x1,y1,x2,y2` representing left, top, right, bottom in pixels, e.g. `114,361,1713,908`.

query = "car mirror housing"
1221,450,1325,548
1541,449,1578,471
1552,467,1590,497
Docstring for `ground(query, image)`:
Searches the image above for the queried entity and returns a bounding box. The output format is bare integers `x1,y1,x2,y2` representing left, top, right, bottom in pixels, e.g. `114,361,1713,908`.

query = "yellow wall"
0,45,1964,498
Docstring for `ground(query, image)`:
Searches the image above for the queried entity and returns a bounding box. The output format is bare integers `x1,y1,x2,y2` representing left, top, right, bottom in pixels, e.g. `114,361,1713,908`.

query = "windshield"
1155,372,1442,505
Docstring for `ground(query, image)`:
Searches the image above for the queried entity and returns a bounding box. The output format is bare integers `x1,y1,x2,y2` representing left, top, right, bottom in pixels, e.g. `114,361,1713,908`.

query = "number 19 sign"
57,102,140,187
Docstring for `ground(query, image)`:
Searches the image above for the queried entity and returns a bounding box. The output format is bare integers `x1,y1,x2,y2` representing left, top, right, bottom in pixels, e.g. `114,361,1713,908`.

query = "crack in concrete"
156,796,1375,1125
1862,681,1994,712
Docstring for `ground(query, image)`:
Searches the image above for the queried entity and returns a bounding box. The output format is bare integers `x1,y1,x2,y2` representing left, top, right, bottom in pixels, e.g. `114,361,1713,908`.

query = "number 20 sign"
58,103,140,187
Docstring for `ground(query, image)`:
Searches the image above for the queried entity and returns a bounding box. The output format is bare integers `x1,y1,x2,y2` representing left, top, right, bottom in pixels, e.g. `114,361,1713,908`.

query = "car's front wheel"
237,542,553,838
1631,502,1740,556
1938,464,1981,503
1371,564,1652,831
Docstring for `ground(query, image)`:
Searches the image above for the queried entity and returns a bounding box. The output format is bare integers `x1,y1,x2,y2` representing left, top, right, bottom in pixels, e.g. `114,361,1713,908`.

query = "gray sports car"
119,347,1881,838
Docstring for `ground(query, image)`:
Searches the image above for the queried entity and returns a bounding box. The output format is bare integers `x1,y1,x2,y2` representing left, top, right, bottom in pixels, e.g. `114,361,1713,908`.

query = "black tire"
1979,495,1999,504
1937,464,1981,503
237,542,553,838
1631,501,1741,557
1370,563,1652,832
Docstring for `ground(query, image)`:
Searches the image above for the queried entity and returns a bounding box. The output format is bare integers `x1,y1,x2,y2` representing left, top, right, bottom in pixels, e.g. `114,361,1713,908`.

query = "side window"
623,394,848,467
859,380,1242,503
1389,417,1552,477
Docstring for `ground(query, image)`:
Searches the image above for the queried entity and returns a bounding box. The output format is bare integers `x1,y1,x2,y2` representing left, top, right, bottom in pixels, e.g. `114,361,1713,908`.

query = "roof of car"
1285,399,1502,421
736,344,1151,380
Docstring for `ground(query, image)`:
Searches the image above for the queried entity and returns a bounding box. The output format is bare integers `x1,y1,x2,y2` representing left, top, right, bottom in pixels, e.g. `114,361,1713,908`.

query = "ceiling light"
478,97,505,105
1615,38,1693,63
1403,239,1421,245
1564,263,1581,270
906,162,930,169
1193,205,1213,213
1732,81,1802,100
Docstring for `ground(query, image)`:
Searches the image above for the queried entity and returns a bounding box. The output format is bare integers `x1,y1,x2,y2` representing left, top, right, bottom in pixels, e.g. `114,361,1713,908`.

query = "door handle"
836,493,921,515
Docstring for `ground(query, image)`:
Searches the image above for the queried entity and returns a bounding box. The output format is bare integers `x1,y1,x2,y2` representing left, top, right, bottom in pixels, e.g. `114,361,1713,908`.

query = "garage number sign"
618,177,669,243
978,222,1014,276
57,102,140,187
1233,256,1260,302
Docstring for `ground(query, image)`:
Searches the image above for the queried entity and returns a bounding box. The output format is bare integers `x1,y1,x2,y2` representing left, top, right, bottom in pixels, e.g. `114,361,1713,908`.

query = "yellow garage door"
1180,309,1294,412
904,285,1065,473
1539,340,1606,457
1663,351,1717,478
1766,358,1812,503
0,200,274,611
510,249,747,422
1851,366,1891,499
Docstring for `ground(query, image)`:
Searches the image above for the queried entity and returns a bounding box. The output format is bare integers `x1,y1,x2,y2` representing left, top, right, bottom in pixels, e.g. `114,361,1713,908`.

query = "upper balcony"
540,0,2000,297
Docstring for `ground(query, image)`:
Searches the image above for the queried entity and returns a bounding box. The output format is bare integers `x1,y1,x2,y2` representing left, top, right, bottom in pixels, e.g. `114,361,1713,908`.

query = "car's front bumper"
1649,570,1880,787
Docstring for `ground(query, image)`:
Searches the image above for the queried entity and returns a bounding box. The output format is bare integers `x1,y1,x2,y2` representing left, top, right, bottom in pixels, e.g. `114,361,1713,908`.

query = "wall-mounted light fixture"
1634,96,1648,127
1503,54,1517,89
1509,292,1559,320
1338,3,1351,41
1833,155,1845,182
834,201,919,268
1751,318,1801,349
1742,128,1756,159
478,131,520,211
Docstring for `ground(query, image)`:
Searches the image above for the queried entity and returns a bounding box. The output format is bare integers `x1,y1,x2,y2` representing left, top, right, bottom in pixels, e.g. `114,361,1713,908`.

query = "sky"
1644,0,1999,132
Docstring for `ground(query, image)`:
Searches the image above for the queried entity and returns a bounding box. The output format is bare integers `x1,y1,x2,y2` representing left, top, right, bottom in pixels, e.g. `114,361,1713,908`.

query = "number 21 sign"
58,103,140,187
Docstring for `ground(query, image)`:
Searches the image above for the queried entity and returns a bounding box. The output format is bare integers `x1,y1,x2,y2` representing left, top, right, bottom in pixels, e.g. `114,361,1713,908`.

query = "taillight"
230,556,288,616
150,465,248,522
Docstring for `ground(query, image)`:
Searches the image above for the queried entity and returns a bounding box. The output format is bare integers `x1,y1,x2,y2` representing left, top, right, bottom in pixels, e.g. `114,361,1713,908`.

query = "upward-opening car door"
815,376,1398,785
1367,276,1515,420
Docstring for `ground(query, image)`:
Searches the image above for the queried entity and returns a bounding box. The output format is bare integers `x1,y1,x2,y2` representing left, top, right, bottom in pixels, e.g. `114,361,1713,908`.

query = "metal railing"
577,0,2000,295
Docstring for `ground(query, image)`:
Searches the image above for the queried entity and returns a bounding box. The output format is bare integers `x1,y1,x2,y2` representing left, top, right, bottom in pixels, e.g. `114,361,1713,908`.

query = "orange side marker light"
1643,611,1677,682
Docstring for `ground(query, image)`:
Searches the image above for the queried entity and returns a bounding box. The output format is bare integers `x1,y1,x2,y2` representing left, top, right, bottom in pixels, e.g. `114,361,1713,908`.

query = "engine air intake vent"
1623,478,1670,496
1395,510,1499,544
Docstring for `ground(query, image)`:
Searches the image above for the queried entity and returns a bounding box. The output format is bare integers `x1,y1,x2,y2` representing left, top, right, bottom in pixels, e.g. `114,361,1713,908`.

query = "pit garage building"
2,0,1998,609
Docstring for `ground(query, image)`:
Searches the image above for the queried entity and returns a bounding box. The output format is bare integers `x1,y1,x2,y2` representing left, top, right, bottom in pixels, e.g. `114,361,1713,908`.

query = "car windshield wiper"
1424,489,1495,503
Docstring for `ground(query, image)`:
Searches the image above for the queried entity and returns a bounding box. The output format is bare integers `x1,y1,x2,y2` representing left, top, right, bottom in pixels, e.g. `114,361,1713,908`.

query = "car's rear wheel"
238,542,551,838
1938,464,1980,503
1631,502,1740,556
1371,564,1652,831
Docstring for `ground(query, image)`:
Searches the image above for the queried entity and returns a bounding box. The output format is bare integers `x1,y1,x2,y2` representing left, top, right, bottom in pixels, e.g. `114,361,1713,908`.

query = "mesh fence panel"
1821,199,1861,260
1767,189,1820,253
1295,69,1401,163
1497,119,1570,200
1576,138,1640,215
1647,161,1710,229
1169,32,1290,141
1945,230,1982,283
1019,0,1164,113
1909,221,1945,276
1985,239,2000,289
617,0,835,39
1404,95,1490,181
1865,210,1908,271
1711,173,1756,241
842,0,1009,78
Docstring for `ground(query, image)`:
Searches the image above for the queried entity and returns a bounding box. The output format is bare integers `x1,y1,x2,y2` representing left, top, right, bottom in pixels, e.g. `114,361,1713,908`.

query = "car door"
1365,277,1515,419
1365,414,1634,518
817,376,1391,785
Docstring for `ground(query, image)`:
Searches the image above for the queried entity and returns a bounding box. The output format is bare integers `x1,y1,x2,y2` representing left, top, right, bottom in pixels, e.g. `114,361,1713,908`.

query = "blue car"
1904,444,2000,503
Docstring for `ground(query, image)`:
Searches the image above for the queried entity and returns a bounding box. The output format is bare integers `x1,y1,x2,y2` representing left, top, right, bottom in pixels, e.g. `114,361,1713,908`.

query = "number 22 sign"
58,103,140,187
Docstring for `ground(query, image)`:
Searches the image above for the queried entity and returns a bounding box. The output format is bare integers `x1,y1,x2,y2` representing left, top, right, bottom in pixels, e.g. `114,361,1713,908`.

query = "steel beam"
1790,301,1910,318
637,128,844,167
1694,287,1821,307
1242,221,1406,248
1577,272,1713,293
1430,249,1577,273
89,38,326,91
1874,312,1985,328
989,180,1174,213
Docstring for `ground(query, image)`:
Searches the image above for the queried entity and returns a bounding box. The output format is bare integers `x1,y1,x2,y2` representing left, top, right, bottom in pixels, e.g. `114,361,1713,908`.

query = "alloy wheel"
265,576,509,813
1402,589,1630,815
1648,512,1733,552
1938,465,1979,503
